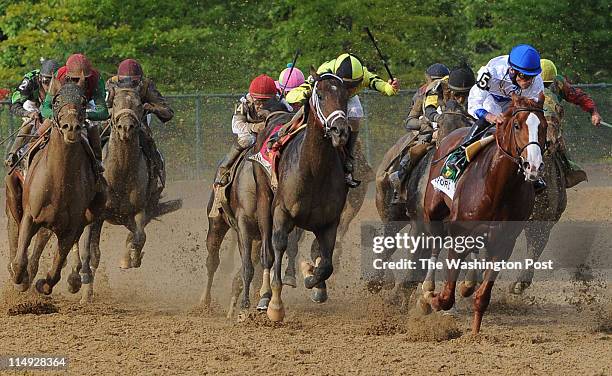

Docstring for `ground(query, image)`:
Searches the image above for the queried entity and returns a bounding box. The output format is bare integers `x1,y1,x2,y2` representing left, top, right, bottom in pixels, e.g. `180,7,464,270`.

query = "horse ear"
537,92,545,107
310,66,320,81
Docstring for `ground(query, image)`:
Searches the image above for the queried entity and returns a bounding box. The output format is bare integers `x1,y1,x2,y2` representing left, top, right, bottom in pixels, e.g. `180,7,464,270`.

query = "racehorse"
78,87,181,302
254,70,350,321
372,100,472,306
8,83,104,295
420,94,547,334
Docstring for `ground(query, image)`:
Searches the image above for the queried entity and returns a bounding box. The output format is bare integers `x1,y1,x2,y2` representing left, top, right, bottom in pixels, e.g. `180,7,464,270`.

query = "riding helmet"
426,63,450,79
448,65,476,92
508,44,542,75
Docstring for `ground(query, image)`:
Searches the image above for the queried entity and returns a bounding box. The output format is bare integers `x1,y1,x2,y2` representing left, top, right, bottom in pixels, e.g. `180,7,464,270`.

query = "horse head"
500,93,548,182
309,67,350,148
436,99,473,144
52,83,87,144
111,88,144,141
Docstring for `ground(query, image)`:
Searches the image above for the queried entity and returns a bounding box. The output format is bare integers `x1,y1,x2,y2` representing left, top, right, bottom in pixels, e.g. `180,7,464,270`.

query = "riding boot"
86,124,105,191
214,141,243,187
461,117,491,147
5,120,35,168
140,130,166,192
559,151,587,188
344,130,361,188
388,153,410,203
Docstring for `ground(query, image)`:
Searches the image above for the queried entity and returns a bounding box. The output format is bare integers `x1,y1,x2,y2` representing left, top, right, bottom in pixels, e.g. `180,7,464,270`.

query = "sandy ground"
0,165,610,375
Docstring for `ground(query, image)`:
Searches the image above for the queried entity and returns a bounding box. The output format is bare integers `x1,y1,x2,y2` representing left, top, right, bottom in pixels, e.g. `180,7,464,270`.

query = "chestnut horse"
254,71,350,321
8,83,104,295
421,94,547,334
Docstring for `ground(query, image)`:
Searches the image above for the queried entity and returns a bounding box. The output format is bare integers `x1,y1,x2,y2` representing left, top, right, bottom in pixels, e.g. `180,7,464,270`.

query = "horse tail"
149,198,183,220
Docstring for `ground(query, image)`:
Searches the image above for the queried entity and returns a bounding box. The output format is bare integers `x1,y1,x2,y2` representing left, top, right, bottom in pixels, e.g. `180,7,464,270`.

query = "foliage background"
1,0,610,91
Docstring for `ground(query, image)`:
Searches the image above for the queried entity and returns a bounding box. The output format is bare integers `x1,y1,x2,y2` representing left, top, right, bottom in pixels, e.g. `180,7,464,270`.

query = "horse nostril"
61,123,70,131
538,163,545,172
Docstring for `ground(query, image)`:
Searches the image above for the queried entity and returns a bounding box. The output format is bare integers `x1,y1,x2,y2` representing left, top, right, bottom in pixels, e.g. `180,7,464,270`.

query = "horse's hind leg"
237,217,255,310
27,228,53,286
267,207,294,322
67,241,82,294
121,212,147,269
510,221,554,294
283,229,300,288
200,215,230,308
11,214,40,291
227,265,243,319
36,232,80,295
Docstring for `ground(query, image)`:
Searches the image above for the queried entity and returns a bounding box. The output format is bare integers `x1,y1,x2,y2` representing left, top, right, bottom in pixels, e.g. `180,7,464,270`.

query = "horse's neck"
43,128,87,183
301,118,338,172
481,129,524,203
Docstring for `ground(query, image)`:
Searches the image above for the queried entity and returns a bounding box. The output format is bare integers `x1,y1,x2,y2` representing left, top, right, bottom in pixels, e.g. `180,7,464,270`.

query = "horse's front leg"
79,218,103,304
200,214,229,308
282,229,300,288
302,222,339,304
267,207,294,322
254,168,274,311
27,228,53,287
426,248,463,312
11,213,40,291
35,231,81,295
510,221,554,294
130,211,147,268
66,241,82,294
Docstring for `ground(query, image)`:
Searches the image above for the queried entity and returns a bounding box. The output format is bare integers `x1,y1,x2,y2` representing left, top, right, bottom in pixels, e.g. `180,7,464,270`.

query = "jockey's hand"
485,113,505,126
251,121,266,133
389,78,400,92
591,111,601,127
143,103,155,114
27,111,40,121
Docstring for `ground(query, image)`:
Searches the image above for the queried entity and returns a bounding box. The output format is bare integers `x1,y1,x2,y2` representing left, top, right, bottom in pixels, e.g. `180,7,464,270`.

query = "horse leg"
227,266,243,319
66,241,82,294
367,220,405,293
267,208,294,322
11,214,40,291
459,249,483,297
129,211,147,268
35,232,80,295
200,215,229,308
425,248,462,313
302,223,338,304
238,217,255,310
510,222,554,294
283,229,299,288
421,220,445,293
6,206,19,278
255,177,274,311
27,228,53,287
80,219,103,304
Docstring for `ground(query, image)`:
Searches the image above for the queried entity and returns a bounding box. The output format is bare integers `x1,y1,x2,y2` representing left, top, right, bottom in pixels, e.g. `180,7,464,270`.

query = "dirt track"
0,167,610,375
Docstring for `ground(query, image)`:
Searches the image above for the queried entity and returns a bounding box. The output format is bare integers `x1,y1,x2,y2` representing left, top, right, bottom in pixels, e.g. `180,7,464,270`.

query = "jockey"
464,44,545,189
286,53,400,187
214,74,285,186
540,58,601,187
275,63,305,100
41,53,108,185
404,63,450,130
105,58,174,192
389,65,476,200
5,59,60,167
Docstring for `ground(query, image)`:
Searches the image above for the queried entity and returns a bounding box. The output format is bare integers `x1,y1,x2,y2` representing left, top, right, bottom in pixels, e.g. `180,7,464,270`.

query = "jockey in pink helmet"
275,63,305,96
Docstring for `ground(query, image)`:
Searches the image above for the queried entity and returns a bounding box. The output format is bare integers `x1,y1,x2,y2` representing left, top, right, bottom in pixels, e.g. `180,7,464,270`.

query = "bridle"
310,73,347,137
495,106,545,174
111,89,143,131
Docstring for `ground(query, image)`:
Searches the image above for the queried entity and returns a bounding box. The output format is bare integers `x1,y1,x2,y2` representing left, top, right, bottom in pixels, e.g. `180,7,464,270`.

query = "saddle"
209,148,250,226
249,108,306,191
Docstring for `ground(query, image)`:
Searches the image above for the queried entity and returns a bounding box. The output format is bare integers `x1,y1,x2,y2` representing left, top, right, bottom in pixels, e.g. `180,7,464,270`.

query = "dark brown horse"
200,100,300,317
78,88,181,302
420,94,547,334
372,100,472,306
254,70,350,321
8,83,104,295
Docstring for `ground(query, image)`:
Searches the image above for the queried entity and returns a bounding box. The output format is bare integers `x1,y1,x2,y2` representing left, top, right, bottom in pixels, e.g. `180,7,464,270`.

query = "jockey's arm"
363,68,398,96
143,80,174,123
9,74,37,117
404,96,423,130
467,83,490,121
555,76,599,116
86,77,109,121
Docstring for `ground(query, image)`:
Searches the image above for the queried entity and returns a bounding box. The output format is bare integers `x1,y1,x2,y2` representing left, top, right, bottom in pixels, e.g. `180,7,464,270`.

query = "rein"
310,73,347,137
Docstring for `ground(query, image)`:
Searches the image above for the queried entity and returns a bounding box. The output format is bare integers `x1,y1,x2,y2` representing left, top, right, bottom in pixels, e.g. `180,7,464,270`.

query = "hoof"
14,281,30,292
266,301,285,322
459,281,476,298
422,280,435,293
256,296,270,311
79,284,94,305
119,256,131,270
509,281,528,295
311,288,328,303
417,296,432,315
283,275,297,288
80,273,93,285
35,279,52,295
130,250,143,268
67,272,82,294
366,279,384,294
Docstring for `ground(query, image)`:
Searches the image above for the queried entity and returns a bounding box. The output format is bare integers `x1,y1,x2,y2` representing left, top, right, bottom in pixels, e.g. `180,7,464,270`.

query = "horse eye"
317,92,323,101
513,121,520,130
